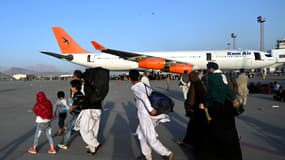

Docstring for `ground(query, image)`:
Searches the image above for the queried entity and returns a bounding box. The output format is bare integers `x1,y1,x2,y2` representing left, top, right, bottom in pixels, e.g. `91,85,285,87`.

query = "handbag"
144,84,174,115
234,95,245,116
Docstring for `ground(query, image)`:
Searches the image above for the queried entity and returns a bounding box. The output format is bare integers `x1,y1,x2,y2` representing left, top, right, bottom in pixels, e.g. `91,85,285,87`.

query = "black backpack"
83,67,109,106
144,84,174,115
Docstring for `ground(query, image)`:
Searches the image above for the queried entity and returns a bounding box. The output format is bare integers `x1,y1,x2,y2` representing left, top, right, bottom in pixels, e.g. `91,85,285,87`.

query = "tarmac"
0,76,284,160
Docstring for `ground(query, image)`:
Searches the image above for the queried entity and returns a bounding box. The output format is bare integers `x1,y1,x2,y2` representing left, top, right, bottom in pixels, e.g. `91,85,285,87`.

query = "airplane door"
206,52,216,61
87,55,95,62
206,53,212,61
254,52,262,60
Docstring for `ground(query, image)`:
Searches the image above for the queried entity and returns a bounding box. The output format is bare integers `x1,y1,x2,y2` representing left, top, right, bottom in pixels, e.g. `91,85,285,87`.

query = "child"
58,79,84,150
28,91,56,154
54,91,68,136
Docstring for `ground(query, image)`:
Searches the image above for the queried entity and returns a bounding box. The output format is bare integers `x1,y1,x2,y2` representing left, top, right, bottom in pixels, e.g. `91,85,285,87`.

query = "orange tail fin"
52,27,89,54
91,41,107,51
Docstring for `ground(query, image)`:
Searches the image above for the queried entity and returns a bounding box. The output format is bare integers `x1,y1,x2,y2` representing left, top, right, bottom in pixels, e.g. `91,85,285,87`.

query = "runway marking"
241,141,285,157
272,105,280,108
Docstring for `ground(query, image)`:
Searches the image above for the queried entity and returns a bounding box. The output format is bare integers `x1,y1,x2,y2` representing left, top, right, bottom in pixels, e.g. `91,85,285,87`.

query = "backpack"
144,84,174,115
83,67,109,106
56,101,67,113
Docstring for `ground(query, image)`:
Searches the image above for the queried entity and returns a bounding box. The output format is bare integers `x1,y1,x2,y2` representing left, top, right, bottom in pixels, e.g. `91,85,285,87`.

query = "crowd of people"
27,62,250,160
28,70,103,156
175,62,246,160
247,80,285,102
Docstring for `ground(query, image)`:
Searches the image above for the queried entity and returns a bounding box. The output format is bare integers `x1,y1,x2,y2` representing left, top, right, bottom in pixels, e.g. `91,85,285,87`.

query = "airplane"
41,27,139,71
91,41,285,75
41,27,285,74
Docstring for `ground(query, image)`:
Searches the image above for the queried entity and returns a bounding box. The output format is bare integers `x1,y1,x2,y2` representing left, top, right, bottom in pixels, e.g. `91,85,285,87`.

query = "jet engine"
165,64,193,74
138,58,165,69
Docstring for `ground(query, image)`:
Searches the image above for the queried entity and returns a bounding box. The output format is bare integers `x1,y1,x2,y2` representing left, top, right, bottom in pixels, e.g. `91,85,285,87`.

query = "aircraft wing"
40,51,73,61
91,41,181,64
91,41,194,74
91,41,151,61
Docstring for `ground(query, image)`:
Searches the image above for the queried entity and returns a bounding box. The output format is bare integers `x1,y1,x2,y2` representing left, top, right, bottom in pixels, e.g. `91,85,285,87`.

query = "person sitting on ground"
273,81,281,94
274,86,285,101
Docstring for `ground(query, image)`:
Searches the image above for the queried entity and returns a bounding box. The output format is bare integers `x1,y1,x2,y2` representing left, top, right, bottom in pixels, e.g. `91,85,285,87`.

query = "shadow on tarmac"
164,112,196,160
239,115,285,157
0,128,35,160
99,101,115,144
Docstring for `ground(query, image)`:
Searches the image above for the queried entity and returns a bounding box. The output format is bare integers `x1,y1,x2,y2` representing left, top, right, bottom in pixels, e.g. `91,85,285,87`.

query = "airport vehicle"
41,27,285,74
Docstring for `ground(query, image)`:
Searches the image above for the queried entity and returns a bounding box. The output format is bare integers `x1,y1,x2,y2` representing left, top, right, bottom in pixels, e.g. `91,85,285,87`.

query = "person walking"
176,71,209,159
236,69,249,106
74,68,109,155
141,71,151,86
54,91,68,136
28,91,56,154
202,62,242,160
58,80,84,150
166,74,171,91
129,70,173,160
180,70,190,100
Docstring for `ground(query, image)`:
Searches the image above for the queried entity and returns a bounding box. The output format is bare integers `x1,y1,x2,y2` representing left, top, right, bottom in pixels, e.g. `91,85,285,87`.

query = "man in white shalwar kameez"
129,70,173,160
74,109,101,155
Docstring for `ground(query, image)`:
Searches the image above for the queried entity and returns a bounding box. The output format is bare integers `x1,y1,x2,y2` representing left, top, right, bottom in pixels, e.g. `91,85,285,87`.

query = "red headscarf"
33,91,53,119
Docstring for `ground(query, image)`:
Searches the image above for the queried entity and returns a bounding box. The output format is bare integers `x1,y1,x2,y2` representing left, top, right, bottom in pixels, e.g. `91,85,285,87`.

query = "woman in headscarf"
28,91,56,154
177,71,209,158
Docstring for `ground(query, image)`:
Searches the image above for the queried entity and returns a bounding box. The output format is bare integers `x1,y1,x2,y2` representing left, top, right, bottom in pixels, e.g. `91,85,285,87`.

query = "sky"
0,0,285,72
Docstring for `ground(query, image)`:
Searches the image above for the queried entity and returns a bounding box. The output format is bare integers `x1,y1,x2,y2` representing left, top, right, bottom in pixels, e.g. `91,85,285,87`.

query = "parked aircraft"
41,27,285,74
92,41,285,74
41,27,139,71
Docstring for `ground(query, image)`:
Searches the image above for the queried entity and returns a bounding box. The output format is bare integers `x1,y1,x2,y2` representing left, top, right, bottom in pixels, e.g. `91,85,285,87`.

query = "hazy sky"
0,0,285,71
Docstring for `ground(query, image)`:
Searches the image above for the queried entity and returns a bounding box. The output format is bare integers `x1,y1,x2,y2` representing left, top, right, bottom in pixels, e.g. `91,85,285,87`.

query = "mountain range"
0,64,73,76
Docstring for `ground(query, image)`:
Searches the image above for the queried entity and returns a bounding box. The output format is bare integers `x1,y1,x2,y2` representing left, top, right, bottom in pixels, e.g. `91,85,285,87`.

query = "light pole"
257,16,266,51
231,33,237,49
227,43,231,49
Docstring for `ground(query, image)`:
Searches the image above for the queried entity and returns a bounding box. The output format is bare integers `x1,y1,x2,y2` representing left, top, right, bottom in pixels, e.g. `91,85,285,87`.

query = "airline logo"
227,51,251,56
62,37,69,45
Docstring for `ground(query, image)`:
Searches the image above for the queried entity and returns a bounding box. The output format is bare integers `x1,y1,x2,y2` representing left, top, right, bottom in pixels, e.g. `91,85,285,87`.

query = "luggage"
83,67,109,106
144,84,174,115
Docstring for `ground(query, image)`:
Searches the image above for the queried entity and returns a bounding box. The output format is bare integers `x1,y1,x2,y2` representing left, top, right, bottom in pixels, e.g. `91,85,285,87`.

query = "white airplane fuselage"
70,53,139,70
66,49,278,71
